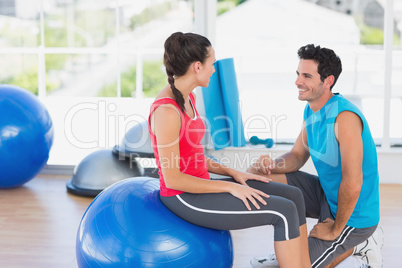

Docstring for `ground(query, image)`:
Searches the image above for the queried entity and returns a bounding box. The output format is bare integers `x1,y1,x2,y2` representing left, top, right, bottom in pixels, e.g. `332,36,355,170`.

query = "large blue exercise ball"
76,177,234,267
0,84,54,188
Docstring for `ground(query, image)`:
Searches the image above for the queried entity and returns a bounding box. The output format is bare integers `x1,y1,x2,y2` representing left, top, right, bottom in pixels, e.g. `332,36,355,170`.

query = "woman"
148,32,311,268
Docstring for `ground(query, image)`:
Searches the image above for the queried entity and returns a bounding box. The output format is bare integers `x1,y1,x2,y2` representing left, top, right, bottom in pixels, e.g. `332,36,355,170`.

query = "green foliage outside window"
129,2,172,29
359,24,400,45
1,68,60,95
98,61,166,98
355,18,400,45
217,0,247,15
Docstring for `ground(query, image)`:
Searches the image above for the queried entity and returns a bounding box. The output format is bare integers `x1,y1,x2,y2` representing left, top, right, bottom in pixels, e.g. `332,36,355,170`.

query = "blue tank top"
304,93,380,228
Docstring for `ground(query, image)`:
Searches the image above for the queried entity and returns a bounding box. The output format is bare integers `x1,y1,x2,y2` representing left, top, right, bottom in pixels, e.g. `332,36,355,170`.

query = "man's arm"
310,111,363,240
247,122,310,175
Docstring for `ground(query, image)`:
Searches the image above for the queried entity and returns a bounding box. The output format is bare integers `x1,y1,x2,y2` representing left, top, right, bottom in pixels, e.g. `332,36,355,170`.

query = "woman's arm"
206,156,271,185
151,103,269,210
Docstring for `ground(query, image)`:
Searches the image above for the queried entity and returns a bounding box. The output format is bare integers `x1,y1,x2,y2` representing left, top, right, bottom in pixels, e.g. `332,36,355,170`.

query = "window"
214,0,402,147
0,0,195,165
1,0,401,167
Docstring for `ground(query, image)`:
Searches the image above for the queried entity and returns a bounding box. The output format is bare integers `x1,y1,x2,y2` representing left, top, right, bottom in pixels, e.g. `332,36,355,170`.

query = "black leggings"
160,179,306,241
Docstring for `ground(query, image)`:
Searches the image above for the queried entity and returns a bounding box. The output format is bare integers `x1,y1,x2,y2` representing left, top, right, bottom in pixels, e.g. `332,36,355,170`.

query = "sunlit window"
0,0,401,167
0,0,195,165
215,0,402,145
0,0,194,98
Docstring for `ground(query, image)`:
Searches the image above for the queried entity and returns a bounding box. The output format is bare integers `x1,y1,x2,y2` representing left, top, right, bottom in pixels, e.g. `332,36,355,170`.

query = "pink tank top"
148,93,210,196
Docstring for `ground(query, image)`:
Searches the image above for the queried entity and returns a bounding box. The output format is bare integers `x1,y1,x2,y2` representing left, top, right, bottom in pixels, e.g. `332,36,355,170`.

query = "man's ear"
325,75,335,88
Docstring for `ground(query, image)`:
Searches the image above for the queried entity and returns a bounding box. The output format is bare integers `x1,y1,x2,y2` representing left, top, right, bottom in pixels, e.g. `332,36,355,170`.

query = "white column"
194,0,216,45
136,52,144,98
115,0,121,97
38,0,46,98
382,0,394,149
194,0,217,113
194,0,217,146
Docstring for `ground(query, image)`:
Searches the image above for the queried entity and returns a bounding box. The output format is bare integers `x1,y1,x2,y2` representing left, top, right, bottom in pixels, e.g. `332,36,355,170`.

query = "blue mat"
202,58,246,150
218,58,246,147
202,63,230,150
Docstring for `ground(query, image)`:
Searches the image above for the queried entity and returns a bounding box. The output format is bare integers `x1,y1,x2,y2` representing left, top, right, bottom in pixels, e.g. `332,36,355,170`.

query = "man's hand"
309,218,342,241
249,154,275,175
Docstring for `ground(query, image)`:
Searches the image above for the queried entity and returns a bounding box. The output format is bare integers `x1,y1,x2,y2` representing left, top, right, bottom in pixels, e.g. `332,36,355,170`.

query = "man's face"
295,59,326,103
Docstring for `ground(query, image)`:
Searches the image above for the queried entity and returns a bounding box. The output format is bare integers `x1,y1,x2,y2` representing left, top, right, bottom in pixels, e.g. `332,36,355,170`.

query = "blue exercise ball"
76,177,234,267
0,84,54,188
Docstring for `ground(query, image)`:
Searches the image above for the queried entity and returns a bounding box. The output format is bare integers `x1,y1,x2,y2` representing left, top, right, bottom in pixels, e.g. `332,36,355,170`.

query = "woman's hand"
228,183,270,211
232,170,271,186
226,170,271,210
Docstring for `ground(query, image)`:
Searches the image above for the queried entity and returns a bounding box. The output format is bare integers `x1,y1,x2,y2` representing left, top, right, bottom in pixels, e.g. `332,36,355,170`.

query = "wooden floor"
0,174,401,268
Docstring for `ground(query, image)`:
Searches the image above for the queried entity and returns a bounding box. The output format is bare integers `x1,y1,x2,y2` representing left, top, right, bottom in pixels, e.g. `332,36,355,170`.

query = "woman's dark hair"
297,44,342,90
163,32,211,112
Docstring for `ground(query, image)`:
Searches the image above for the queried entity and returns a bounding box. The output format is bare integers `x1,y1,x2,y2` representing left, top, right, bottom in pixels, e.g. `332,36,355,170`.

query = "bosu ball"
66,149,143,197
113,120,158,178
113,119,154,158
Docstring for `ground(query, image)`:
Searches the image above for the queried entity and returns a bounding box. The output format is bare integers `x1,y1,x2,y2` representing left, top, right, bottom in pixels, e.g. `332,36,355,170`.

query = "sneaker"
353,226,384,268
250,254,279,267
336,256,369,268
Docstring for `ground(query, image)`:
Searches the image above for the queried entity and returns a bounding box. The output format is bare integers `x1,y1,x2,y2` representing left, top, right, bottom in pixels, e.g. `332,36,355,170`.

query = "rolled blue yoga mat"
202,63,230,150
217,58,246,147
202,58,246,150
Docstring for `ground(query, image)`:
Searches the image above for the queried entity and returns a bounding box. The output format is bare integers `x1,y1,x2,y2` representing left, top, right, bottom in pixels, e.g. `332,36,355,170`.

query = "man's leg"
281,171,374,267
253,171,379,267
267,173,288,184
308,225,377,268
325,248,353,268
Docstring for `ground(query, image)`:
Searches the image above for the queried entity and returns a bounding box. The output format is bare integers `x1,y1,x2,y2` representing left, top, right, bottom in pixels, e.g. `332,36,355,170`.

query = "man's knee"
269,173,288,184
308,236,354,268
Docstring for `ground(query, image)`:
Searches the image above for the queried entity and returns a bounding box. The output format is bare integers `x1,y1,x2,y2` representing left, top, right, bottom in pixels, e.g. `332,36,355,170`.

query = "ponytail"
163,32,211,113
167,71,185,112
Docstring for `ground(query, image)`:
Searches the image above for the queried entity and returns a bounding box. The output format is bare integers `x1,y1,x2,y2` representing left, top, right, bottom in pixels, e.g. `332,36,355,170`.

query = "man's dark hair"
297,44,342,90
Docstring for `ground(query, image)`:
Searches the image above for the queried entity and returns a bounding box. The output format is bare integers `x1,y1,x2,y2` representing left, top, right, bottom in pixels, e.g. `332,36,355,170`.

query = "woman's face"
197,47,216,88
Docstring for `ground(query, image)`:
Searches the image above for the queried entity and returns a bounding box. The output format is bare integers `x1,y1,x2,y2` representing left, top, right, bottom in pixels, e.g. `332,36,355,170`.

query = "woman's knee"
285,186,306,224
272,199,300,241
286,185,305,204
279,198,299,222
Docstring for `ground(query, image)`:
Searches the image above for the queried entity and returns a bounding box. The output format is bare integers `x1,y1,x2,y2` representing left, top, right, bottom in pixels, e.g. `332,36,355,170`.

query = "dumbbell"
249,136,274,148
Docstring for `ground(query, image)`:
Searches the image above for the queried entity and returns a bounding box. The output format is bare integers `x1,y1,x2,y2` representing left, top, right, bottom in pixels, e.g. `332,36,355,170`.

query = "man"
247,44,383,268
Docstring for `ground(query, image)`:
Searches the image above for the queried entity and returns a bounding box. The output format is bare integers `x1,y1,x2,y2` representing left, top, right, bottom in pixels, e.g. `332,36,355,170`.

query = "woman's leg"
160,180,305,267
275,236,303,267
247,180,311,267
300,223,312,267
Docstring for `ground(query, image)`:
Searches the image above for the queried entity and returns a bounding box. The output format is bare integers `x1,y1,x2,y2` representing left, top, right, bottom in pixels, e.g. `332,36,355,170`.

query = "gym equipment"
66,149,142,197
113,120,154,158
249,136,274,148
202,58,246,150
76,177,234,267
113,120,158,178
0,84,54,188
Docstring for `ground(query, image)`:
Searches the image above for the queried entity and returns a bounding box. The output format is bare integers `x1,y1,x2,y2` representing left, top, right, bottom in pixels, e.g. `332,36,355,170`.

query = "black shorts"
286,171,377,268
